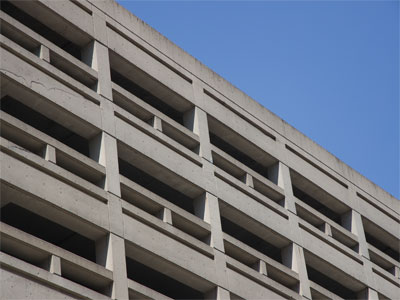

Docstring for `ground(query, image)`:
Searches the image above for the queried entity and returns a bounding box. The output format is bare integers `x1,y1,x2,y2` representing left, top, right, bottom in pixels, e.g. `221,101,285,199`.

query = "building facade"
0,1,399,299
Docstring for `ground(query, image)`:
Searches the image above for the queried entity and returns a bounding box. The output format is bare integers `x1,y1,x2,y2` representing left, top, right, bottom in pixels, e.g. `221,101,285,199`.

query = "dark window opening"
292,186,341,225
1,1,82,60
307,266,358,299
365,232,399,262
110,69,184,125
1,97,90,157
210,133,270,179
126,257,203,300
1,203,96,263
221,217,282,263
119,159,194,214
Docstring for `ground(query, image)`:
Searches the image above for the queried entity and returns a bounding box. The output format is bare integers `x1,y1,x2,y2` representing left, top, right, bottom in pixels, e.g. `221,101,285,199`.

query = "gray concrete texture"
0,0,399,299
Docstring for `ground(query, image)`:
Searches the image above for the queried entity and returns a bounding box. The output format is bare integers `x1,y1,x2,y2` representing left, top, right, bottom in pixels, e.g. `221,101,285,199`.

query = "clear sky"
116,0,399,199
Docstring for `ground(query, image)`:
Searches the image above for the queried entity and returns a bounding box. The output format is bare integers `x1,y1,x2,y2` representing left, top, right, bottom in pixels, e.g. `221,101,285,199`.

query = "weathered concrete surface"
0,0,398,299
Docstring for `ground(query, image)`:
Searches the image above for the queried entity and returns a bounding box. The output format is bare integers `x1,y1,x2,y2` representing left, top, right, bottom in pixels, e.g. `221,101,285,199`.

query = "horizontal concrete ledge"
223,233,299,284
0,222,112,281
371,264,400,287
112,82,199,143
120,175,211,232
0,253,110,300
12,0,94,43
211,145,284,201
225,256,301,300
295,197,359,247
1,137,108,203
215,170,288,219
124,236,216,293
1,112,105,175
0,11,98,81
299,220,363,265
107,25,194,108
1,155,109,240
373,269,400,299
114,106,202,167
368,243,400,270
105,18,193,84
122,200,213,258
128,278,173,300
356,191,399,222
0,36,101,106
309,280,344,300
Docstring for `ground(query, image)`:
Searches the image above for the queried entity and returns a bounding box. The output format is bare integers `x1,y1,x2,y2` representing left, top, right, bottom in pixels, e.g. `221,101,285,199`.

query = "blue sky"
117,1,399,199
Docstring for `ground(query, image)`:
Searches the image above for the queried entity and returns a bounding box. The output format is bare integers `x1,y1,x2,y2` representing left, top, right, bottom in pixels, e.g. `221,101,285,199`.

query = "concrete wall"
0,0,399,299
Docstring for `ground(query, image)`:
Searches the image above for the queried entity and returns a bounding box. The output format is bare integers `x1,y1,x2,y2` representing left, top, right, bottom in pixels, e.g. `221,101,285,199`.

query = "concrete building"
0,0,399,299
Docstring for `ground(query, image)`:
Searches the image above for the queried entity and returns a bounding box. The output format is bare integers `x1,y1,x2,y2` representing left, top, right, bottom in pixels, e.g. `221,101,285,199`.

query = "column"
268,160,296,214
184,80,213,162
282,243,312,299
96,234,129,299
278,140,311,299
90,10,128,300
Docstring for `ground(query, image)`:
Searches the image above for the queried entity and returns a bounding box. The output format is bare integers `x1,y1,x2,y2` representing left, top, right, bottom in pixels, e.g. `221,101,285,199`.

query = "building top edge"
88,0,399,211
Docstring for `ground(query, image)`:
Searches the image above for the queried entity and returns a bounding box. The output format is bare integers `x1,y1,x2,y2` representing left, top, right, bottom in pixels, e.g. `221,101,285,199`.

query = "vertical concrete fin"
194,193,225,252
89,132,121,196
185,82,213,162
277,162,297,214
42,144,56,163
252,259,268,276
82,41,113,100
96,233,129,300
35,45,50,63
157,207,173,225
342,206,369,259
395,265,400,279
282,243,312,299
241,173,254,188
148,115,163,132
318,222,332,237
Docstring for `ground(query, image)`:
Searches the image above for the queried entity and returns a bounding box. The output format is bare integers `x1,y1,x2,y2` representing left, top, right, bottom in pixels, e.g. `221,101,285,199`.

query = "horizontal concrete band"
0,1,399,300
